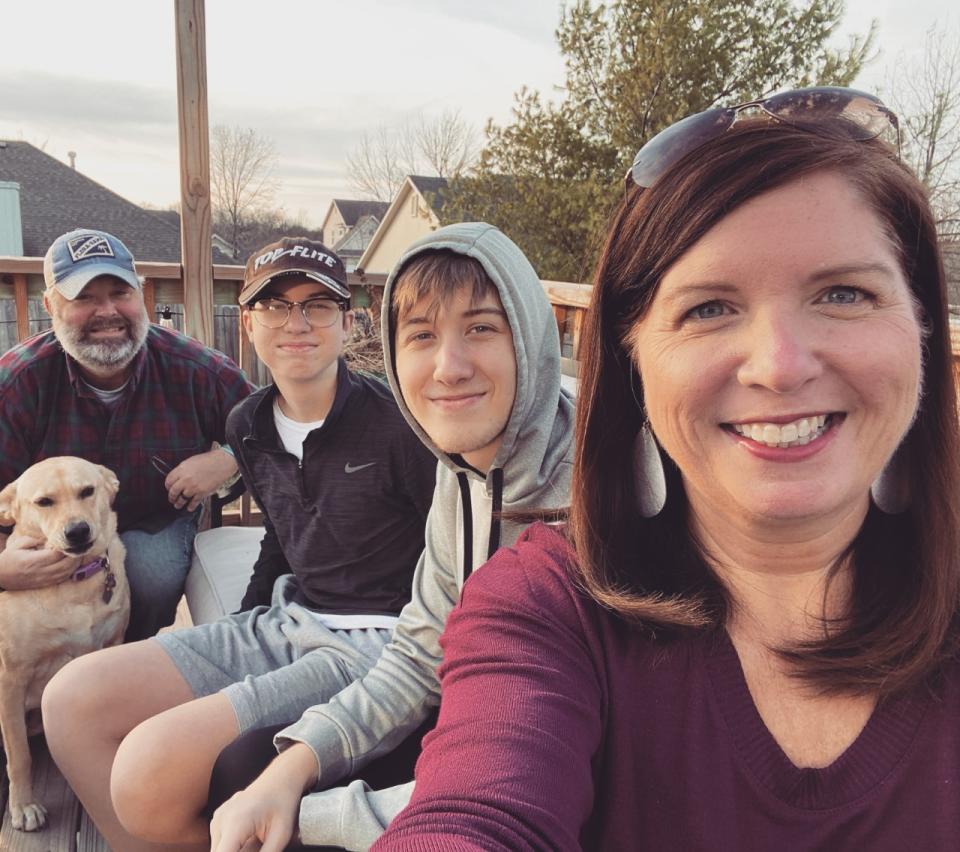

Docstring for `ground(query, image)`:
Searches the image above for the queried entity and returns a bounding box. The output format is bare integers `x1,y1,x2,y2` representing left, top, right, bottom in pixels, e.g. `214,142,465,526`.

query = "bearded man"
0,229,253,640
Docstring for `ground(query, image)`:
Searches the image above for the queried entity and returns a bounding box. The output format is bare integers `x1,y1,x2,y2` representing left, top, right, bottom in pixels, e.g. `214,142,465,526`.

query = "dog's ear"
96,465,120,503
0,478,19,526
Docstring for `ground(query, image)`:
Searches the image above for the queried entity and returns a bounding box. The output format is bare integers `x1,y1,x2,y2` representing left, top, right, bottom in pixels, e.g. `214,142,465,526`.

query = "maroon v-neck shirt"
377,524,960,852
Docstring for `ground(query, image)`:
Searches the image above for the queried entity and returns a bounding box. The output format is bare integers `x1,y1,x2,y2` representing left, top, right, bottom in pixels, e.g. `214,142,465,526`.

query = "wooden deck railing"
11,251,960,402
0,257,593,365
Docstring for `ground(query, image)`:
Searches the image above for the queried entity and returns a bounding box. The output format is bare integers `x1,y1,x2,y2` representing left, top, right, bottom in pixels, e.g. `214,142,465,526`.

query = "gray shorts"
154,597,391,733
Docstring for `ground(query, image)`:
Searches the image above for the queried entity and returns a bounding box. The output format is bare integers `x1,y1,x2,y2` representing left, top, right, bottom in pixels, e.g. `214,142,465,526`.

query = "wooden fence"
152,302,273,386
0,259,594,382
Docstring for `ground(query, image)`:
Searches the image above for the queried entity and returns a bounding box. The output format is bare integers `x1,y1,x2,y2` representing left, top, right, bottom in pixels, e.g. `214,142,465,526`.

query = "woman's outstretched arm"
374,525,605,852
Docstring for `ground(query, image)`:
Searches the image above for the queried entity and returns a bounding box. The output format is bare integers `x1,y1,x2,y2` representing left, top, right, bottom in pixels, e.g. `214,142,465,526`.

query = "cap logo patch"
67,234,115,262
253,245,338,272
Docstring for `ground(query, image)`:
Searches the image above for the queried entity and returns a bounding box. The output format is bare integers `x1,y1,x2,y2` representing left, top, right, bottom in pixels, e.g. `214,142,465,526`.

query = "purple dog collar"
72,555,109,582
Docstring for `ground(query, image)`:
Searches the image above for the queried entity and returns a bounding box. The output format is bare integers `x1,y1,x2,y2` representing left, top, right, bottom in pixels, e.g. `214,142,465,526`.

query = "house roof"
332,199,390,227
145,208,234,263
407,176,448,212
0,140,227,263
149,209,181,230
357,176,449,272
333,214,380,256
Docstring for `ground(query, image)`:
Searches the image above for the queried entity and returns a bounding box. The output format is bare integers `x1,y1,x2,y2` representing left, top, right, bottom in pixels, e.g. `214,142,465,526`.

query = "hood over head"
381,222,574,507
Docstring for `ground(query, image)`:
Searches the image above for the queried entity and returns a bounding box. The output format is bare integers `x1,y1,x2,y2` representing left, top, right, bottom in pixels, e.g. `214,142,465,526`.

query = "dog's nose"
64,520,91,544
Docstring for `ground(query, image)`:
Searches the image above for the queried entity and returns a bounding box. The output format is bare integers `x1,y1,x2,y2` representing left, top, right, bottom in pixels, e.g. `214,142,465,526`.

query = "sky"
0,0,955,229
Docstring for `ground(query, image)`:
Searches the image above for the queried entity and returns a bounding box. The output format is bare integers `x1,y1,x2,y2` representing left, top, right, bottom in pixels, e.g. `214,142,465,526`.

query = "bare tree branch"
345,111,478,200
210,125,280,257
414,109,479,179
885,25,960,239
345,126,414,201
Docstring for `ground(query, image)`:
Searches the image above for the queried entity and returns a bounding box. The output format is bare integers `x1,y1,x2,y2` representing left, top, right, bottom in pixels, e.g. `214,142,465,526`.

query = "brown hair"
389,250,497,328
570,118,960,697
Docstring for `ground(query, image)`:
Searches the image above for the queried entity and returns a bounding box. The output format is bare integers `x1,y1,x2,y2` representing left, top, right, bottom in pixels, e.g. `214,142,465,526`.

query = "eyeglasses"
249,297,346,329
626,87,900,189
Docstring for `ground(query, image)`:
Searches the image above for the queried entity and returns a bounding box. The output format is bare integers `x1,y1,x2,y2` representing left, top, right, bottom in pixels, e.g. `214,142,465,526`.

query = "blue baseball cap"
43,229,141,300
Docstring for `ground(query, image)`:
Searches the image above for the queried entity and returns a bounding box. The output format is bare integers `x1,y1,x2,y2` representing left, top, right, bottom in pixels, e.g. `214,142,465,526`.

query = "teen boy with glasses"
42,238,437,851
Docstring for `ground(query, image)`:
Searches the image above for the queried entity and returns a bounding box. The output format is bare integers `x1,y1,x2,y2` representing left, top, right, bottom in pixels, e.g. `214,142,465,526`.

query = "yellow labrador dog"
0,457,129,831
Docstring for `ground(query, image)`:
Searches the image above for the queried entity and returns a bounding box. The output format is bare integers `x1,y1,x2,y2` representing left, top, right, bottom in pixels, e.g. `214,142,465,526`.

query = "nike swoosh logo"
344,462,376,474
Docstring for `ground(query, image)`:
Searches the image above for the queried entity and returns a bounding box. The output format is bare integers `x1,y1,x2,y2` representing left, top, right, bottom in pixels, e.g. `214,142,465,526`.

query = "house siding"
360,186,438,274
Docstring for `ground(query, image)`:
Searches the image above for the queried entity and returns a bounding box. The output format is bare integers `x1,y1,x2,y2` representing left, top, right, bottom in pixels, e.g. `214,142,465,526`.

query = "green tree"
443,0,875,281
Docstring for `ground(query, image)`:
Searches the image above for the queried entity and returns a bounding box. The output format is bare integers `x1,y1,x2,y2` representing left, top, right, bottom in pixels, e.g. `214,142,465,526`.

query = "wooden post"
571,307,585,362
175,0,214,346
238,313,255,378
552,305,565,342
13,274,29,342
142,278,156,320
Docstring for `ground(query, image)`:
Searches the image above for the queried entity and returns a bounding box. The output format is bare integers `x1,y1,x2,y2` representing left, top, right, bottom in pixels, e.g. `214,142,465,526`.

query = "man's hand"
165,448,238,512
0,532,82,590
209,744,319,852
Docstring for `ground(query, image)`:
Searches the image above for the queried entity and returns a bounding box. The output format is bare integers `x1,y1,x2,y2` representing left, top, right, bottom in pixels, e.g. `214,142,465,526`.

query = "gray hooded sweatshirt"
276,222,575,848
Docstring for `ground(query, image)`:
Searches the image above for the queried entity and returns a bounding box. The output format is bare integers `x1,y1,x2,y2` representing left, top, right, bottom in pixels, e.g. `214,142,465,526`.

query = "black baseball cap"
240,237,349,305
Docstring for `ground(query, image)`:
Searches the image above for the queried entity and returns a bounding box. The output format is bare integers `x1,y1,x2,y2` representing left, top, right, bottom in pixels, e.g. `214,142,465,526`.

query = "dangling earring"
634,420,667,518
871,447,910,514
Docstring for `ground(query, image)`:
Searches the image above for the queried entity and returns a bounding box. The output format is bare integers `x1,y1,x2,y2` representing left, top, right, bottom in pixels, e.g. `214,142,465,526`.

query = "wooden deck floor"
0,738,110,851
0,598,195,851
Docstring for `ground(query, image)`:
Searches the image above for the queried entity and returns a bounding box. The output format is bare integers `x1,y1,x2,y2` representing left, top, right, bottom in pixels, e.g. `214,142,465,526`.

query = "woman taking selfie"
373,88,960,850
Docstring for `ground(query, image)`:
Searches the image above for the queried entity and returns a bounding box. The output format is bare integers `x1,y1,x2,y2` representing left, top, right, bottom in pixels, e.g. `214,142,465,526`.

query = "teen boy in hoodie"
210,222,575,851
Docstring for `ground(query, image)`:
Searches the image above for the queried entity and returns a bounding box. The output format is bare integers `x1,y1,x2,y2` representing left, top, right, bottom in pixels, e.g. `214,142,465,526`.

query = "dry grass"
343,307,386,377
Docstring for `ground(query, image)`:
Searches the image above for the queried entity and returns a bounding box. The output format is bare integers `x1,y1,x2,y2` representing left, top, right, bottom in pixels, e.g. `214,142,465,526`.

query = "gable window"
410,195,420,217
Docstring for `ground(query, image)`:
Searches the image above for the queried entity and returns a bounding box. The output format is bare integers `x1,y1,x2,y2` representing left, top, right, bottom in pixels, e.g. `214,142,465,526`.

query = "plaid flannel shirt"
0,325,254,532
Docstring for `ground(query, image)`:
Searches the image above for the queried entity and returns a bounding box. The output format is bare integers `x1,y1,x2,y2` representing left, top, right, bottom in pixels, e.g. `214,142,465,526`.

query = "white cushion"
185,526,265,624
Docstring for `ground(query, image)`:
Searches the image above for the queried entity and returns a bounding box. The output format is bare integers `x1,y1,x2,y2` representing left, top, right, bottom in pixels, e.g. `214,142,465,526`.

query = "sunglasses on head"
626,86,900,189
